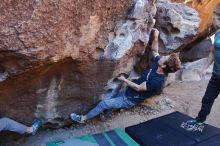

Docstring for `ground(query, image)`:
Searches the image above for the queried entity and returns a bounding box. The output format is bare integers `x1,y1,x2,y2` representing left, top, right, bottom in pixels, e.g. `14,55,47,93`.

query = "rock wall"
155,0,199,52
180,38,213,62
171,0,220,32
168,0,220,65
0,0,133,126
0,0,133,78
0,59,116,127
185,0,220,32
0,0,217,127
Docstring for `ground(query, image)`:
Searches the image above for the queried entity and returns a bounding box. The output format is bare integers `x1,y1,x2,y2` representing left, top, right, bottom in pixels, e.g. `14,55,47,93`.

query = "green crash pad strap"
47,128,139,146
78,128,139,146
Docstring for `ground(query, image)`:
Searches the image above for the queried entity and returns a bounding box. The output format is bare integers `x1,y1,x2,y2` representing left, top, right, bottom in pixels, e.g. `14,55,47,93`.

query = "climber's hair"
163,53,181,74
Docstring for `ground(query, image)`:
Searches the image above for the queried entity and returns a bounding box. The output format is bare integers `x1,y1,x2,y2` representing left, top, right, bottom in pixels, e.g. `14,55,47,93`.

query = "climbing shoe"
70,113,83,123
32,118,42,135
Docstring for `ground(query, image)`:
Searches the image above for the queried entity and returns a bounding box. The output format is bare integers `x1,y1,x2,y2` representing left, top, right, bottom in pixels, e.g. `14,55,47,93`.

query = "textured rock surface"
0,0,210,127
0,0,132,78
0,0,133,127
171,0,220,32
103,0,157,60
180,38,213,62
155,0,200,52
185,0,220,31
181,58,213,81
131,0,200,74
0,59,115,127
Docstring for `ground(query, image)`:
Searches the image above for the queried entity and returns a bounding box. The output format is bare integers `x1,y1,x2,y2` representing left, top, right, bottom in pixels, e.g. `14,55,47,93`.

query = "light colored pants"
85,89,136,120
0,118,28,134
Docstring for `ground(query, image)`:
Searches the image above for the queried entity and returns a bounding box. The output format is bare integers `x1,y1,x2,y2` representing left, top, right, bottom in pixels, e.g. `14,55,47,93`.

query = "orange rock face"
0,0,132,73
187,0,220,32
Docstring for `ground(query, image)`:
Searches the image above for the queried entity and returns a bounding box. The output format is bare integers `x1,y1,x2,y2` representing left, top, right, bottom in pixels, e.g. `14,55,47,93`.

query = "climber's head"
158,53,181,74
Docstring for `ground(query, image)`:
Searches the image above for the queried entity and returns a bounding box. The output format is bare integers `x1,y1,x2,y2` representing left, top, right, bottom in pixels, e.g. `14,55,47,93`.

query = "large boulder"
181,58,213,81
0,0,133,127
0,0,208,127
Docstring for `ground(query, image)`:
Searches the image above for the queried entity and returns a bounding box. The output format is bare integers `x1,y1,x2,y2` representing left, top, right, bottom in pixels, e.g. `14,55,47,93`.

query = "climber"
0,117,42,135
70,28,181,123
183,29,220,131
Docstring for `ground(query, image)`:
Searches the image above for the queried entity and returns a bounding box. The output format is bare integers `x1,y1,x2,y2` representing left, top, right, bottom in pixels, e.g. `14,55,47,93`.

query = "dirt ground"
2,79,220,146
164,80,220,128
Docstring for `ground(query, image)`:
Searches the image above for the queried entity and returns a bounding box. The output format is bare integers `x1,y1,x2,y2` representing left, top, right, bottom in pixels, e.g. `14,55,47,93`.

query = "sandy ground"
164,80,220,128
2,79,220,146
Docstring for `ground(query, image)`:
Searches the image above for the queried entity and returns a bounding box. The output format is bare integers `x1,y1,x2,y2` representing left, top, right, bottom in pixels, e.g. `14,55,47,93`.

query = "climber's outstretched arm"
151,28,159,57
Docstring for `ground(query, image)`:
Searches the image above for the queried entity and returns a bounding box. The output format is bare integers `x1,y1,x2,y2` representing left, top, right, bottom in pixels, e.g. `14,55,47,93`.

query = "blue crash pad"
125,111,220,146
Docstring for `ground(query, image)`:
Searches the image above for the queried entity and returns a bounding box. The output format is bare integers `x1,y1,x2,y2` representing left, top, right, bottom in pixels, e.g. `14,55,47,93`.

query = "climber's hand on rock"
117,75,126,81
152,28,159,39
